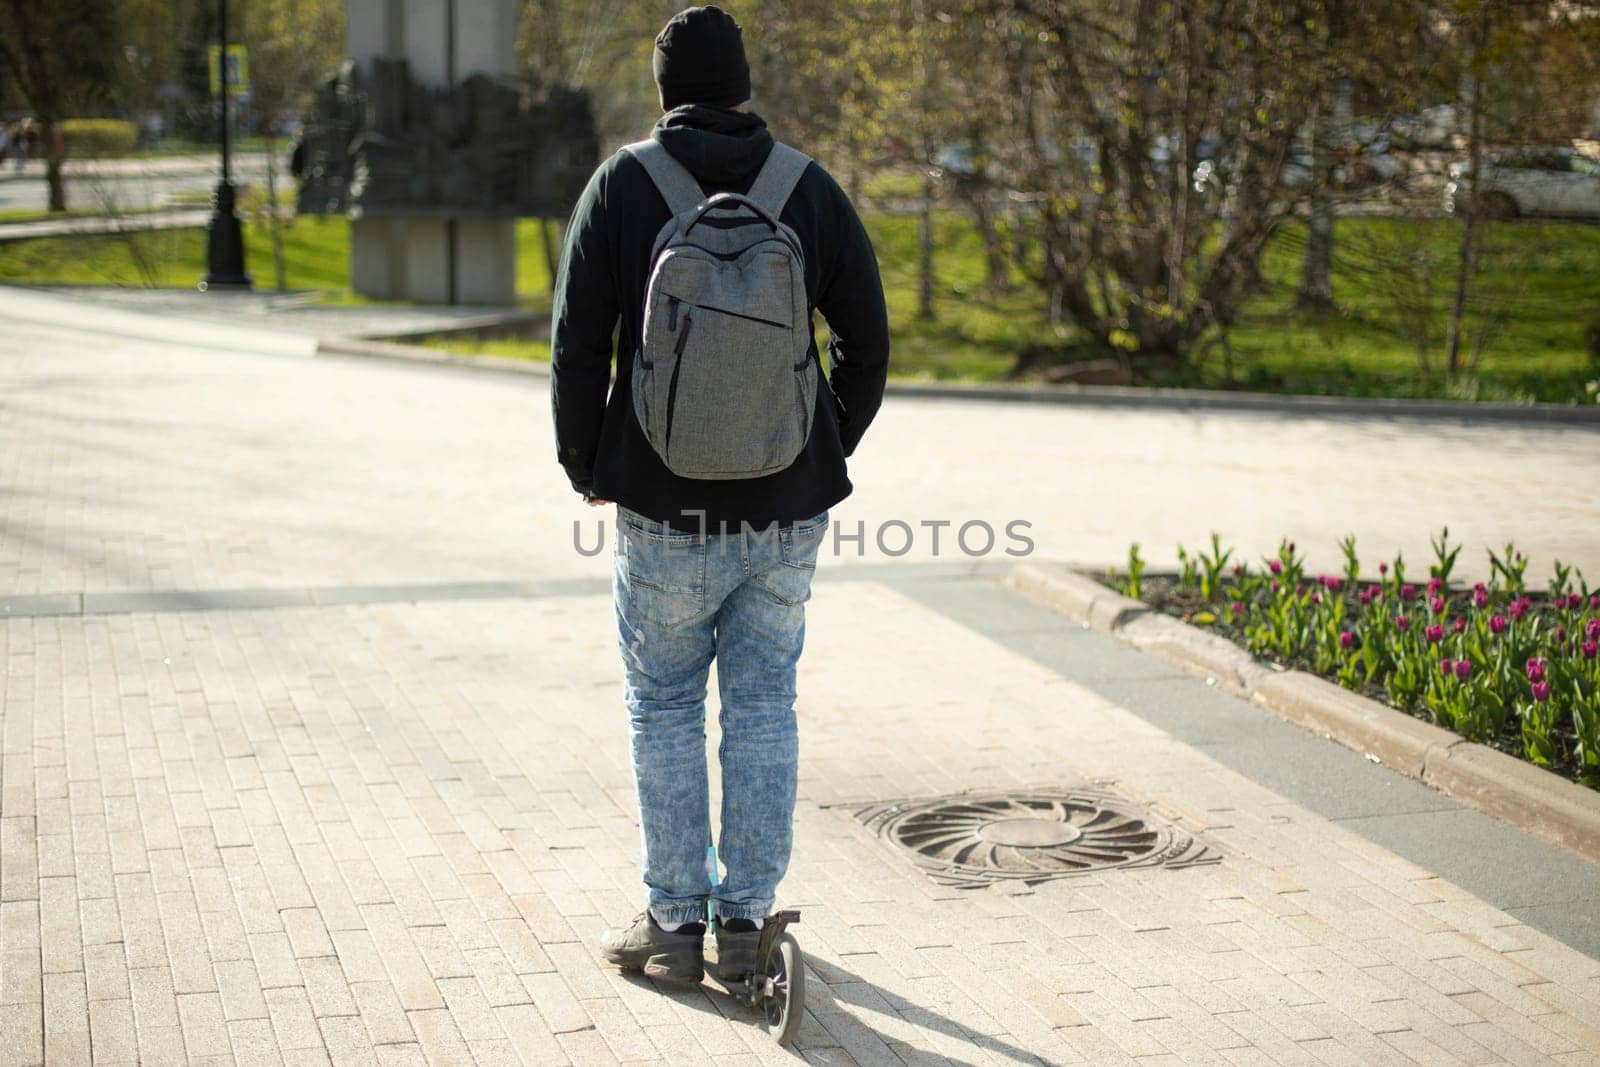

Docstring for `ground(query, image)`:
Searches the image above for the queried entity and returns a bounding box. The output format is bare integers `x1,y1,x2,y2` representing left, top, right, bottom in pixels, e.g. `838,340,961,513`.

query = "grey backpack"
623,139,817,480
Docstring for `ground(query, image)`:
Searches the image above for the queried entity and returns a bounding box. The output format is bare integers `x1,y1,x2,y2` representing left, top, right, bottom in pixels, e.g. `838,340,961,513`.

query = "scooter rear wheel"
762,933,805,1045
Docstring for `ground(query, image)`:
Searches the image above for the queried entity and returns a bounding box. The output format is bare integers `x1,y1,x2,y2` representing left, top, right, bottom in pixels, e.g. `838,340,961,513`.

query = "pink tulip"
1395,615,1411,631
1583,642,1598,660
1339,631,1354,649
1271,581,1281,594
1230,601,1245,617
1439,658,1454,676
1378,562,1389,575
1509,597,1530,620
1455,660,1472,681
1269,559,1282,575
1472,585,1489,609
1400,584,1417,602
1586,618,1600,639
1489,615,1508,635
1425,625,1444,644
1526,658,1546,683
1430,596,1445,616
1453,616,1466,633
1427,577,1443,596
1532,681,1551,702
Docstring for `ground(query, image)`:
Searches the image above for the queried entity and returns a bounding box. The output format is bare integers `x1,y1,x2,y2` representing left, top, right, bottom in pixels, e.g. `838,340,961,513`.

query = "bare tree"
0,0,120,211
1444,1,1498,375
976,0,1327,361
240,0,342,290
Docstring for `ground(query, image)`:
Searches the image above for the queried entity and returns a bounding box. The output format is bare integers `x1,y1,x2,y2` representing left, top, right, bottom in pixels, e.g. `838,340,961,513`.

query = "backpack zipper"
663,312,692,457
667,296,679,332
663,297,786,330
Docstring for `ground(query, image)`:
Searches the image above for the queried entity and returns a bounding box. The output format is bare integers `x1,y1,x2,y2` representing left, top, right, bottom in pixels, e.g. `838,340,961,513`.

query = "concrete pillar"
454,220,518,305
346,0,519,305
401,0,449,83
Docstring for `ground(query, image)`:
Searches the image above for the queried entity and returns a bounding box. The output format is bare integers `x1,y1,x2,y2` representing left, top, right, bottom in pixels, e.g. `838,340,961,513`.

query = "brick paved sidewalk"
4,579,1599,1065
6,289,1600,1063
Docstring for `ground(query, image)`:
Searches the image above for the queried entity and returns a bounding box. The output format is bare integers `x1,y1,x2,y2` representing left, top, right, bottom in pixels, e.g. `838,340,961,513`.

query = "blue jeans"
613,505,827,925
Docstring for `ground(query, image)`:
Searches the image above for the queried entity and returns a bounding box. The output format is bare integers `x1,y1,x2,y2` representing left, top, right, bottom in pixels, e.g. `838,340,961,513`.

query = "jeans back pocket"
616,509,707,626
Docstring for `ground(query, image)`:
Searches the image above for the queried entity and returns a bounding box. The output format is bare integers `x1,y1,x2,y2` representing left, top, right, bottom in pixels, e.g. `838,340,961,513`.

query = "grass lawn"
127,137,276,159
858,211,1600,404
0,214,559,308
2,204,1596,403
1215,218,1600,404
1,207,139,224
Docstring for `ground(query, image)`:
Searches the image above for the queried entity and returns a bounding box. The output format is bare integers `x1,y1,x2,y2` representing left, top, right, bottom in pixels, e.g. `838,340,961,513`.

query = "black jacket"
550,105,890,531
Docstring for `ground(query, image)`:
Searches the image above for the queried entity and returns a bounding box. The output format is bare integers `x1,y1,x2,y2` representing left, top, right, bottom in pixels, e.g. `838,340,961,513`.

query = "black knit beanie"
653,6,752,110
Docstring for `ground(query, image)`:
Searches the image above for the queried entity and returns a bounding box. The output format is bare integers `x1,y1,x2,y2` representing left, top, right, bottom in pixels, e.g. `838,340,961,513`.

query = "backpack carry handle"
683,192,780,236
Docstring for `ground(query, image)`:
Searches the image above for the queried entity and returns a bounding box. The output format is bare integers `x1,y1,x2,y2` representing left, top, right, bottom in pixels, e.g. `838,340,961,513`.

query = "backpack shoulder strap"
744,142,812,221
623,139,706,217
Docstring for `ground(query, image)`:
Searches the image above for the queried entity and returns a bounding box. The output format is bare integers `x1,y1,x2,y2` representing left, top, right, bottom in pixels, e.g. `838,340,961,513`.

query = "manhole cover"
854,788,1219,888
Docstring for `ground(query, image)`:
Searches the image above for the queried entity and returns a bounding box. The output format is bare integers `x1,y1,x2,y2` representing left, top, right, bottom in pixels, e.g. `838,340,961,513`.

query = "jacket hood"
652,104,774,184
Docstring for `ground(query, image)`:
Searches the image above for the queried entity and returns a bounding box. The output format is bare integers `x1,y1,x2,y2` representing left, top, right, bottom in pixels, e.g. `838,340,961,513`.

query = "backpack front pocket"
658,304,808,478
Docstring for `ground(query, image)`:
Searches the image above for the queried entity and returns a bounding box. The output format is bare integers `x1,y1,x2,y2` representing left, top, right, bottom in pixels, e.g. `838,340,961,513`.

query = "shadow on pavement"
623,952,1043,1065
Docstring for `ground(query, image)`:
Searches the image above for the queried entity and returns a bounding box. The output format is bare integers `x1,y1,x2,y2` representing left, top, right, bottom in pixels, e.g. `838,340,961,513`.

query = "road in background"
0,153,272,214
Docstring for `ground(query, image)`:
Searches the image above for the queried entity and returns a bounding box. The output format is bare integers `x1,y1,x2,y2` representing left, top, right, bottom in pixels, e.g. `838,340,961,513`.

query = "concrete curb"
377,310,551,345
312,330,1600,428
0,209,212,244
889,379,1600,427
1004,560,1600,868
316,336,550,378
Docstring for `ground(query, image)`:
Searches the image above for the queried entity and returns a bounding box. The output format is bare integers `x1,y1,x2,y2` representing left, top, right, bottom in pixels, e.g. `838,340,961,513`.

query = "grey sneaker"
599,912,705,982
712,916,763,981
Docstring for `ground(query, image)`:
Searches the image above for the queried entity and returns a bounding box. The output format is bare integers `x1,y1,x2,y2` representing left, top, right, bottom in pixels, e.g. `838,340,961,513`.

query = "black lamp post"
202,0,251,291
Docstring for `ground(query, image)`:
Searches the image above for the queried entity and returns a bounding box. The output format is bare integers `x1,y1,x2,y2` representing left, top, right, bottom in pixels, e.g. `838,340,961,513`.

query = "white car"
1447,148,1600,219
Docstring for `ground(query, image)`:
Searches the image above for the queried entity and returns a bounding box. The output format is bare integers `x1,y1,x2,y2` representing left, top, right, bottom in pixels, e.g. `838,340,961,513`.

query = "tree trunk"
1297,75,1351,312
965,189,1010,292
1445,52,1487,376
917,171,935,321
1297,113,1335,311
264,133,288,291
42,119,66,212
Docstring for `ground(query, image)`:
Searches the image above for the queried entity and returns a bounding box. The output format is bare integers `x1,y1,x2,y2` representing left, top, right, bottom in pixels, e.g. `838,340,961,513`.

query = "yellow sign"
208,45,250,97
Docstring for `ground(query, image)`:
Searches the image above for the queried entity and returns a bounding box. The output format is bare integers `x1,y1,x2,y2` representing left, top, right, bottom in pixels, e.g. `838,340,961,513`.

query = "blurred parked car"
1195,134,1398,196
1391,105,1459,150
1446,148,1600,219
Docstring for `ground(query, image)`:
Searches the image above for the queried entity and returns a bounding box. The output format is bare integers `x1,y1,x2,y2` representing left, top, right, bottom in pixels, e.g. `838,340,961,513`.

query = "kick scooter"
702,843,805,1044
707,909,806,1045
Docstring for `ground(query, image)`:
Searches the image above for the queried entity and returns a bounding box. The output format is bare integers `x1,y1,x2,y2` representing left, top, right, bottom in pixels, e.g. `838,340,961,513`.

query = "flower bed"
1110,531,1600,789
